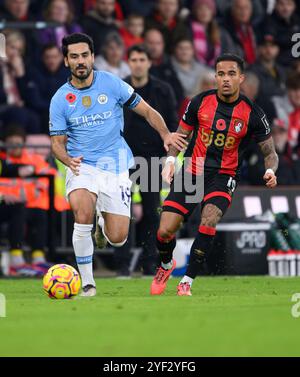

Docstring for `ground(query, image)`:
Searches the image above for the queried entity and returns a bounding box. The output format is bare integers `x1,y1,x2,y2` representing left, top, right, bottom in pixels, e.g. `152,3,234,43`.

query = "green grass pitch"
1,276,300,357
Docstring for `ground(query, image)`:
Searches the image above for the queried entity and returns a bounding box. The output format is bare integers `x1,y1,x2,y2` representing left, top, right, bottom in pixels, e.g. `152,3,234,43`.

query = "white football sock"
72,223,95,288
161,260,173,270
180,275,193,286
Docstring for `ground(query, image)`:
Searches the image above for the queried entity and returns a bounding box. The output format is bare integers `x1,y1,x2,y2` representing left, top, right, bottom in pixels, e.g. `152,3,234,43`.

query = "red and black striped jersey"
180,89,271,177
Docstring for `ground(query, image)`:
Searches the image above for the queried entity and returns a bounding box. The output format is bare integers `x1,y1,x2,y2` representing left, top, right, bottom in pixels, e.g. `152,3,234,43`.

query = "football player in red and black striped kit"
150,54,279,296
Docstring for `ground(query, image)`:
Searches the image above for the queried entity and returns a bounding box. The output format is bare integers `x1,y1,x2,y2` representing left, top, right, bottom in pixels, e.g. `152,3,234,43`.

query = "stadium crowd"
1,0,300,276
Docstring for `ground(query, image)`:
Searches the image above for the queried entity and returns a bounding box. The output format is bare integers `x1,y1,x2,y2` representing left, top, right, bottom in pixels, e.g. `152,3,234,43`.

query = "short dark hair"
62,32,94,57
3,124,26,142
42,43,60,54
215,53,245,73
127,44,151,60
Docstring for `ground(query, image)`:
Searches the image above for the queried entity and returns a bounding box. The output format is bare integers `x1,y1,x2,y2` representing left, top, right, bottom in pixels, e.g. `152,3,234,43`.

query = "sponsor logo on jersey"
98,94,108,104
69,112,112,127
82,96,92,108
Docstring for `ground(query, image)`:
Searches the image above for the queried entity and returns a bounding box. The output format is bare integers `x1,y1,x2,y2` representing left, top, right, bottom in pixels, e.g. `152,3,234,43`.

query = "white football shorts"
65,163,132,217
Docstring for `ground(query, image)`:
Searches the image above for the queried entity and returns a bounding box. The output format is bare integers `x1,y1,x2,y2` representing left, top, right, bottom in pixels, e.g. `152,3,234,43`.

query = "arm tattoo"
258,137,279,173
167,125,193,158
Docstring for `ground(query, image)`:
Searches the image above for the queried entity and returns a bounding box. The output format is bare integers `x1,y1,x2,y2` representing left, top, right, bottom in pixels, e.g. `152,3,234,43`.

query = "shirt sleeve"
249,103,271,142
117,77,142,109
179,96,199,131
49,93,68,136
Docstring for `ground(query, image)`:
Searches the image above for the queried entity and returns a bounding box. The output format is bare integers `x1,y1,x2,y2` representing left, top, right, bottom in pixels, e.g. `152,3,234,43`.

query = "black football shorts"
162,169,237,219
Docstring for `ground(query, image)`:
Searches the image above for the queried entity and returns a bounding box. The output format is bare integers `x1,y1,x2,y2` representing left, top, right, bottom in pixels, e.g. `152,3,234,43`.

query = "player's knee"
73,210,94,224
157,226,175,241
104,229,128,246
200,217,218,228
107,235,127,247
201,204,222,228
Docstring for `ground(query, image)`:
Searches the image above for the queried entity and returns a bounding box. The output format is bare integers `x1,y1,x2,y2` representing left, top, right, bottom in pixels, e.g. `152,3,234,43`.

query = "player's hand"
163,133,188,152
263,169,277,188
69,156,83,176
18,165,34,177
162,161,175,184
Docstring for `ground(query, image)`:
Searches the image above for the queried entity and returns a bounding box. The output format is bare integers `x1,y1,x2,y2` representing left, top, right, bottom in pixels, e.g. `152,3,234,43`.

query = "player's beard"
71,65,93,81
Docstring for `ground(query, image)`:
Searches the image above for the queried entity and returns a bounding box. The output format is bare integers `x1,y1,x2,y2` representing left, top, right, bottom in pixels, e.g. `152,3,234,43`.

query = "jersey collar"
67,70,97,91
216,91,242,107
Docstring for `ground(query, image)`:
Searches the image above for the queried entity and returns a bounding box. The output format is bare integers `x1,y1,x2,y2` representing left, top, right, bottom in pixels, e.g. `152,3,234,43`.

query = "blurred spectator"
73,0,124,19
117,44,177,276
244,118,300,185
94,32,130,78
241,70,260,101
146,0,189,53
198,67,216,91
249,33,286,102
184,0,266,25
0,29,40,134
187,0,221,67
241,70,276,122
0,0,34,21
0,0,38,60
144,28,184,108
178,68,216,119
286,72,300,146
171,37,206,97
178,67,216,118
16,43,69,132
221,0,257,65
213,0,266,25
39,0,82,48
0,124,56,276
81,0,120,54
120,14,144,52
266,0,300,67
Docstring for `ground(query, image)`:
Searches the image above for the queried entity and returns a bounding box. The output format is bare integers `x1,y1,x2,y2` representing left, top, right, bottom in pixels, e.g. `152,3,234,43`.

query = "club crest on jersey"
98,94,108,104
82,96,92,108
234,119,244,133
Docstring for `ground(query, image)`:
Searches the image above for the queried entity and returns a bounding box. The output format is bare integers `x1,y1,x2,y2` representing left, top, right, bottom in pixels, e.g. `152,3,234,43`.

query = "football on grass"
43,264,81,299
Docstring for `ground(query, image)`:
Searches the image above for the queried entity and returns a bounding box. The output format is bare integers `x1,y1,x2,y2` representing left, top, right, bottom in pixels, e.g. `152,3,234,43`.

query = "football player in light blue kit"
49,33,187,296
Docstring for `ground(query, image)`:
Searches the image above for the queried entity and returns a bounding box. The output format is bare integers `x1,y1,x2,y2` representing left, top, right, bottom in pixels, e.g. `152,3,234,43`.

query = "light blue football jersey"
49,70,141,173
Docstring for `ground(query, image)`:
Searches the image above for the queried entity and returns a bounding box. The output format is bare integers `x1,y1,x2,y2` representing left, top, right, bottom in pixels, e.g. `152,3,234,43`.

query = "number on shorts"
120,185,131,207
227,177,236,192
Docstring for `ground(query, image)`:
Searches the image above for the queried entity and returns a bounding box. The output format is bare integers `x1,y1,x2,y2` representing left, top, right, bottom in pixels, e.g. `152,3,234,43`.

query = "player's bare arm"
258,136,279,188
162,125,193,184
51,135,82,176
132,99,188,152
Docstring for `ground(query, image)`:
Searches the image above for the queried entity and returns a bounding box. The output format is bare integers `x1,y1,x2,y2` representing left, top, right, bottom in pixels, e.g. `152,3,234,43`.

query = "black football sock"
156,231,176,265
185,225,216,279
